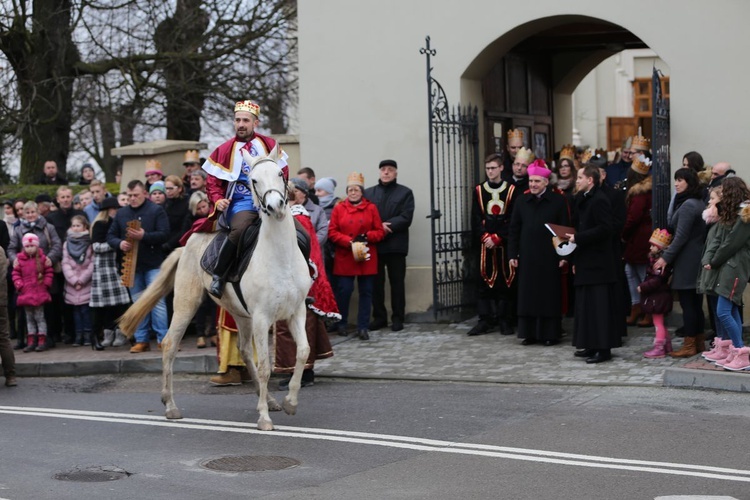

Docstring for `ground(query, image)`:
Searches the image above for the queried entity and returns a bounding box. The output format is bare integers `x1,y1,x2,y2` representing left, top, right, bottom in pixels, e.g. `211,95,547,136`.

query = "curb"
663,366,750,393
15,354,219,378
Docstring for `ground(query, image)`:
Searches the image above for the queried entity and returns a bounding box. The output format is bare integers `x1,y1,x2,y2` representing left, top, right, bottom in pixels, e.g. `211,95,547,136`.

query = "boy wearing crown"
502,129,525,183
467,153,517,336
202,100,289,298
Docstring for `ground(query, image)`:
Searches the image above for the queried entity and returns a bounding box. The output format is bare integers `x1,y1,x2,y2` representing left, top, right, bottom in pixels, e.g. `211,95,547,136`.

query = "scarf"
672,191,693,213
21,219,38,230
5,214,16,226
557,178,573,191
318,193,334,208
66,229,91,264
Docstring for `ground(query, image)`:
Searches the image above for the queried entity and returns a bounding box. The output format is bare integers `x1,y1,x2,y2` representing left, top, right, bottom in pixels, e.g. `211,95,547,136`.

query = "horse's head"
241,146,288,220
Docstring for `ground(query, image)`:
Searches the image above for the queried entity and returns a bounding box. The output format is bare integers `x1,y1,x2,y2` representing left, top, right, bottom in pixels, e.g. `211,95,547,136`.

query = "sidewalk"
10,320,750,393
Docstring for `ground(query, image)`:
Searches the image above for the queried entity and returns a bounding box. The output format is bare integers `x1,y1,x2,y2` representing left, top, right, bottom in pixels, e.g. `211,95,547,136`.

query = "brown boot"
209,368,241,386
626,305,641,326
129,342,151,353
695,334,706,353
637,313,653,328
671,336,698,358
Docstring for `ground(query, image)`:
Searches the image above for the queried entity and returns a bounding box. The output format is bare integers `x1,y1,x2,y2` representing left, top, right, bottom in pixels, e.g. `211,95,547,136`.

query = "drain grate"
201,455,300,472
54,466,130,482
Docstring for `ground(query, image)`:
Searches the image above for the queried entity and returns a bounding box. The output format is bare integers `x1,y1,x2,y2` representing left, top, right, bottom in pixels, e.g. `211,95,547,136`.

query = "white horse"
118,146,311,431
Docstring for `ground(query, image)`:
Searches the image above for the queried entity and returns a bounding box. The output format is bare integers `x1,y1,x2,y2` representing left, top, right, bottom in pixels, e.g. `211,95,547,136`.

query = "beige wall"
298,0,750,314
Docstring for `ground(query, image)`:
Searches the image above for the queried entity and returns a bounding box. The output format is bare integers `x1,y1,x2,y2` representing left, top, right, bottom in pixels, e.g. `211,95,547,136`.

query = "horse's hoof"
257,418,274,431
282,398,297,416
268,399,282,412
165,408,183,420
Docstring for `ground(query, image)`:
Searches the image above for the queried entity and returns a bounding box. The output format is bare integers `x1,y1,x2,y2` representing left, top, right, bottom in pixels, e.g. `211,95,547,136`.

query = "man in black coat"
508,162,570,346
364,159,414,332
37,161,68,185
45,186,87,345
604,137,633,188
568,165,622,363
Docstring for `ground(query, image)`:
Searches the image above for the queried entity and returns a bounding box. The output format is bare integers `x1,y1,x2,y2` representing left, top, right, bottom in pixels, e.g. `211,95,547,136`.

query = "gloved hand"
353,234,368,243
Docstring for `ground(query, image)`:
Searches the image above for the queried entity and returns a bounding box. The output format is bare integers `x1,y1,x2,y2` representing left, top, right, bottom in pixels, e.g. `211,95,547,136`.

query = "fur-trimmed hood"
740,202,750,223
626,175,652,198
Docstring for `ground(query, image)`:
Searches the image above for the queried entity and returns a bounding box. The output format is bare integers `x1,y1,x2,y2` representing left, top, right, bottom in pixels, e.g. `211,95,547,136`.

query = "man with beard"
605,137,633,188
467,153,517,336
202,100,288,298
508,160,570,346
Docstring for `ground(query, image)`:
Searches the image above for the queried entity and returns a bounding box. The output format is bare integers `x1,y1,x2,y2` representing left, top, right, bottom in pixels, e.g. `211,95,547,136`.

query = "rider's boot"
209,239,238,299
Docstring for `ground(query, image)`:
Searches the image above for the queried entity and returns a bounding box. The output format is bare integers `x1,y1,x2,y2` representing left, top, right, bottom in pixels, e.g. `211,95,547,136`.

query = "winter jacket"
303,198,328,247
7,216,62,266
571,187,617,286
328,198,385,276
661,198,706,290
12,248,54,307
62,235,94,306
706,204,750,306
639,254,672,314
622,176,652,265
163,195,190,253
107,199,169,273
363,181,414,255
46,207,87,243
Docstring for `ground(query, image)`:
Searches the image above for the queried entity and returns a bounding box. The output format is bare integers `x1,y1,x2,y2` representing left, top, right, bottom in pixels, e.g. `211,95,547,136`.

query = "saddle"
200,218,311,284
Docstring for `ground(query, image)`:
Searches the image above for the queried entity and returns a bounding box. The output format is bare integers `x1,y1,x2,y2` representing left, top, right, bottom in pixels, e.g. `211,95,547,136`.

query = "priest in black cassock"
508,160,571,346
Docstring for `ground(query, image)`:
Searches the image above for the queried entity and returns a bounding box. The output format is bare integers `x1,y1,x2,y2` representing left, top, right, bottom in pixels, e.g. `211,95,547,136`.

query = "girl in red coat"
328,172,385,340
12,233,54,352
638,229,673,358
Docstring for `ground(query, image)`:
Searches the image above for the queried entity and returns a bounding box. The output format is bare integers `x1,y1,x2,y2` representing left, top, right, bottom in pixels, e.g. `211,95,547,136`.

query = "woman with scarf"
654,168,707,357
61,215,96,348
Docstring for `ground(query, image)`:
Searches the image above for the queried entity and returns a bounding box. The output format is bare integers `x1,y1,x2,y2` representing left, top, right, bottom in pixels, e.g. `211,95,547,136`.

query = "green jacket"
706,205,750,305
696,222,724,296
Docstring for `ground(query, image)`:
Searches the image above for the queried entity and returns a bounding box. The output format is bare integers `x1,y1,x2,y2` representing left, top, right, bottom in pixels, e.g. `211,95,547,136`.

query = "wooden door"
607,117,637,151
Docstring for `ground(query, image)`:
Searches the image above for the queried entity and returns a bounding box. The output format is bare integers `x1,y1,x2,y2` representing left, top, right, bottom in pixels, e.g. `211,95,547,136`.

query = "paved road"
1,375,748,500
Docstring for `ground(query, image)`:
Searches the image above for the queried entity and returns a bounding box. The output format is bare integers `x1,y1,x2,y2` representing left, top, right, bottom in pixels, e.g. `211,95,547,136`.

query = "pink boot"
644,340,667,359
704,339,732,361
715,346,737,367
723,347,750,371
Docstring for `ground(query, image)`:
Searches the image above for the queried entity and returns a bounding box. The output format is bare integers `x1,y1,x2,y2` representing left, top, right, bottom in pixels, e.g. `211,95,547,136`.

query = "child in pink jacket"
62,215,94,347
12,233,54,352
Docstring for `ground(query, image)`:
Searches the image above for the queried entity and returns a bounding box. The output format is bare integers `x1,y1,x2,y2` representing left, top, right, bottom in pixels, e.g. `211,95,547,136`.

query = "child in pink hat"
12,233,54,352
638,229,673,358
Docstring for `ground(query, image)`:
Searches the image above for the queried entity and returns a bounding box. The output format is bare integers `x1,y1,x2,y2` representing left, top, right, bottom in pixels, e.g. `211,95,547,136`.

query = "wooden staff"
120,219,141,288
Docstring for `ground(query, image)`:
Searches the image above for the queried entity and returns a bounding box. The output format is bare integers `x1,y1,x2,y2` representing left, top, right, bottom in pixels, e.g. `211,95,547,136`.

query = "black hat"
34,193,52,203
99,197,121,211
379,159,397,169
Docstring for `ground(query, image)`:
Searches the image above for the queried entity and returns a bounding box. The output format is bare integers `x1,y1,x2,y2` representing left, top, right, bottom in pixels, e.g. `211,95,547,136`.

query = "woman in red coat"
328,172,385,340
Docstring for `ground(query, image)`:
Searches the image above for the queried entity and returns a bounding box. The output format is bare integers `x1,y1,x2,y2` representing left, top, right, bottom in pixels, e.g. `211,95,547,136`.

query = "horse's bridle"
249,157,288,216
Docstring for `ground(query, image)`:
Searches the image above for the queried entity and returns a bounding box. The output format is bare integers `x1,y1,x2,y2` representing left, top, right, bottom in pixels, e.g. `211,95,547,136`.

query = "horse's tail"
118,248,183,337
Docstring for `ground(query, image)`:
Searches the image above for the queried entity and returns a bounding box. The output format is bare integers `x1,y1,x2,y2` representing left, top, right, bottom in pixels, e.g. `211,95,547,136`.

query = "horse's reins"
249,157,288,216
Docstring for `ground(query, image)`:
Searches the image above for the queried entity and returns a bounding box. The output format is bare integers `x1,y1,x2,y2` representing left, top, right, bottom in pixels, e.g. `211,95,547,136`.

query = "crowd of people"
0,99,416,389
470,128,749,370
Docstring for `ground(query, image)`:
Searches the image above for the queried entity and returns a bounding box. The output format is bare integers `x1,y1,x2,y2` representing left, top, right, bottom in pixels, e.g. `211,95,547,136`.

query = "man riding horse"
202,100,289,298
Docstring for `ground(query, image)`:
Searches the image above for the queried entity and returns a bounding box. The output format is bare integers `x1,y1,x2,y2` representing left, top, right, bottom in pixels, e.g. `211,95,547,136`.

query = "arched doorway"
461,16,661,163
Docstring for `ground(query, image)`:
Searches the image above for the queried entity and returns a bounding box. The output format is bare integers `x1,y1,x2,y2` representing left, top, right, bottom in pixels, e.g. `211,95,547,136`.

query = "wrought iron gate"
421,37,481,320
651,67,670,229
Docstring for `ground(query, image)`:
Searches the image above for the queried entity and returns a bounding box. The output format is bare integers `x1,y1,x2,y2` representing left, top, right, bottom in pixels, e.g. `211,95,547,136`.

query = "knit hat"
290,177,308,194
346,172,365,188
314,177,337,195
149,181,166,194
99,197,120,211
22,233,40,247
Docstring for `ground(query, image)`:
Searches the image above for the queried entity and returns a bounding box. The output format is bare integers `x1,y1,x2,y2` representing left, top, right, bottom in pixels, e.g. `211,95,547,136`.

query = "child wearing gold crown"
637,229,674,358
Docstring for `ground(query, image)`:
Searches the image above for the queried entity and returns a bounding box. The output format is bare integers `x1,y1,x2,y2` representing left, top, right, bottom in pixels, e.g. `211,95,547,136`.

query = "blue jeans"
130,268,169,343
336,275,374,331
716,295,744,348
73,304,92,334
625,263,647,305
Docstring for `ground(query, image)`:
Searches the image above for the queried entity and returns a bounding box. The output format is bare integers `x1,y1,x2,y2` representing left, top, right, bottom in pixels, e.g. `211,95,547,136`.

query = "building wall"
298,0,750,314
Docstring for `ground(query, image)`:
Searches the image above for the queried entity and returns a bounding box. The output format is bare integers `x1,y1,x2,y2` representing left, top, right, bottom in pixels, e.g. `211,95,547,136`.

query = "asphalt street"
1,374,748,500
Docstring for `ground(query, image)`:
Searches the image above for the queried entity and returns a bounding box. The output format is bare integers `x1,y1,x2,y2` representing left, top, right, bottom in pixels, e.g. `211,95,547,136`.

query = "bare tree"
1,0,298,182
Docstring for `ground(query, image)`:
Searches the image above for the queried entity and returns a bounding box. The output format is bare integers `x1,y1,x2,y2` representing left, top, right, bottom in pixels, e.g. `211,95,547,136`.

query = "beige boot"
209,368,241,386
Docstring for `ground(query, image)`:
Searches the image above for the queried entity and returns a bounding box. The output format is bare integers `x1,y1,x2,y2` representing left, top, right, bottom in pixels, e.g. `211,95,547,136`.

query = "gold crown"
579,148,594,164
515,147,535,165
559,145,576,162
145,159,162,171
631,154,652,175
351,241,371,262
632,134,650,152
346,172,365,188
507,129,524,141
649,228,672,249
184,150,200,164
234,100,260,117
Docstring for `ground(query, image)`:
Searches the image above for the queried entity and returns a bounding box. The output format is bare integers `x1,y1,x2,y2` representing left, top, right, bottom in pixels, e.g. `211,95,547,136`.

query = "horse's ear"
241,149,255,169
268,144,280,162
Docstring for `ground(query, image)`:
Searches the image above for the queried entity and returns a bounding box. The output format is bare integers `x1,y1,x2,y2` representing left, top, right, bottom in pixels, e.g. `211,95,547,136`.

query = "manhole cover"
201,455,300,472
54,466,130,482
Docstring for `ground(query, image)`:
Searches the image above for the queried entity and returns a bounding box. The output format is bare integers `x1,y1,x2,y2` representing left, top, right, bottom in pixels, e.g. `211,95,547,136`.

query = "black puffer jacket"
364,181,415,255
